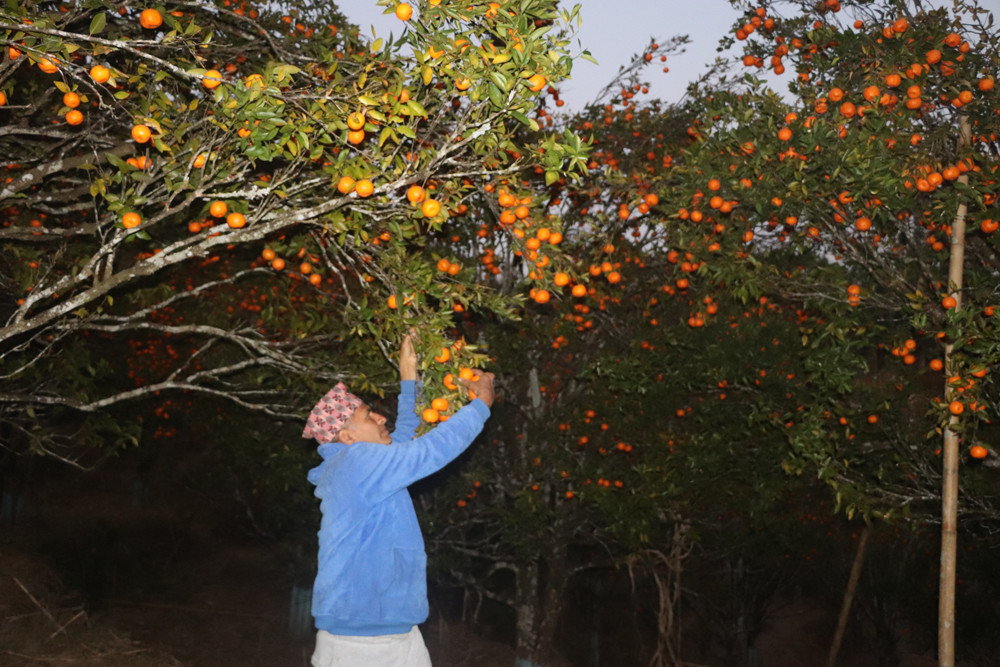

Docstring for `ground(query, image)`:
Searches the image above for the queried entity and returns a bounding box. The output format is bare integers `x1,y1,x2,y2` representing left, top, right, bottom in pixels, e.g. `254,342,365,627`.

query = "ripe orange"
777,127,792,141
970,445,988,459
309,273,323,286
395,3,413,20
571,284,587,297
406,185,426,204
979,78,995,92
262,248,276,261
62,91,81,108
65,109,83,125
140,8,163,29
347,129,366,144
892,18,908,33
707,178,721,191
299,262,312,274
421,199,441,217
131,124,152,143
354,179,374,197
433,347,451,363
347,111,366,130
38,57,59,74
855,216,872,231
202,69,223,89
90,65,111,83
209,200,228,217
948,400,964,415
226,212,246,228
436,258,451,272
981,219,999,234
527,73,546,92
533,289,551,304
336,176,356,194
192,153,207,168
554,272,570,287
885,73,902,87
271,257,286,271
122,212,141,228
929,359,944,371
942,295,958,310
431,397,449,412
422,408,440,423
0,91,6,106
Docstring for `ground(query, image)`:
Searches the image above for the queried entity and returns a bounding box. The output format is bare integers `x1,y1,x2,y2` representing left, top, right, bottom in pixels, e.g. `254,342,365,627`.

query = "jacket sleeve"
390,380,420,444
353,399,490,501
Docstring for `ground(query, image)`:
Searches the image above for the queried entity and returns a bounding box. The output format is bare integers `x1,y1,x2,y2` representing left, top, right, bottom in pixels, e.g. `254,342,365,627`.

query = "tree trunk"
827,524,871,667
513,547,567,667
939,114,971,667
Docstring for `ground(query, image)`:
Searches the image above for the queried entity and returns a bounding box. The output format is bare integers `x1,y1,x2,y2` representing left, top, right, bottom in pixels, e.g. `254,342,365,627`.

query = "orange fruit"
395,3,413,20
90,65,111,83
777,127,792,141
347,129,365,144
431,397,449,412
261,248,276,261
527,73,546,92
226,212,246,228
63,91,81,108
942,295,958,309
271,257,286,271
929,359,944,371
406,185,426,204
122,212,142,228
421,199,441,217
209,201,228,217
131,124,152,143
299,262,312,274
948,400,964,415
892,18,908,33
192,153,207,168
354,179,374,197
347,111,366,130
38,57,58,74
309,273,323,286
422,408,440,423
65,109,83,125
571,284,587,297
553,272,570,287
707,178,721,191
436,258,451,272
202,69,223,89
533,289,551,304
433,347,451,363
970,445,988,459
336,176,356,194
855,216,871,231
0,91,6,106
979,78,995,92
140,8,163,29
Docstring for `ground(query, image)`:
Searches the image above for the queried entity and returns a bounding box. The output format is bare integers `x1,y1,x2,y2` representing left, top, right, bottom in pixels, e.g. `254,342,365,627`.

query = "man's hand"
400,329,417,382
461,371,496,408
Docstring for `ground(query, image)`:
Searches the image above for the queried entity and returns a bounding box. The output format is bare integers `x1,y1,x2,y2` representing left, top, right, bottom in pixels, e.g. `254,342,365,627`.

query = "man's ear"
337,427,357,445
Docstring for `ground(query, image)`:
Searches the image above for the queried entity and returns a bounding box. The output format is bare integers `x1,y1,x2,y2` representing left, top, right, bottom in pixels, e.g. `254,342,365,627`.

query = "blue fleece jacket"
307,380,490,636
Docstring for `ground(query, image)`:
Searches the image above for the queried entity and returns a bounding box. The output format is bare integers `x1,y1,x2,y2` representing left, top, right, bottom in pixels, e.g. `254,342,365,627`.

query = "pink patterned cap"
302,382,364,444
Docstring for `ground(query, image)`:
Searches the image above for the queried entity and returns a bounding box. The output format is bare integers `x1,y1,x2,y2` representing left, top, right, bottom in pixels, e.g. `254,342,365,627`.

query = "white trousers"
311,626,432,667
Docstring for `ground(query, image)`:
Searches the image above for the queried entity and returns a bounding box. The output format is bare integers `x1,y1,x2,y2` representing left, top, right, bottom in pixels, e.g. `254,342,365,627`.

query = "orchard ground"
0,442,976,667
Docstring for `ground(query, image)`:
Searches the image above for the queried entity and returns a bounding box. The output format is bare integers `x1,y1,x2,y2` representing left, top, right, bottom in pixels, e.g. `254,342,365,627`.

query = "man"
302,333,495,667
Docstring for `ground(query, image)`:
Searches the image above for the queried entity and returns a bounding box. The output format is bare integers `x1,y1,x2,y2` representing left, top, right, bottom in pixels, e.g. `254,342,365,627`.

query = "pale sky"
339,0,1000,111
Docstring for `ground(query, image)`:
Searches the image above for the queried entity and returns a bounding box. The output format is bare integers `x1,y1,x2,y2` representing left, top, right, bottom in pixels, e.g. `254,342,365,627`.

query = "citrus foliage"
0,0,592,459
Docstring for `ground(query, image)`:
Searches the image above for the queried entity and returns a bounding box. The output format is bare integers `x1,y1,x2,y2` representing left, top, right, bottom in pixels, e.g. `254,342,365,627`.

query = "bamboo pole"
827,524,871,667
938,114,971,667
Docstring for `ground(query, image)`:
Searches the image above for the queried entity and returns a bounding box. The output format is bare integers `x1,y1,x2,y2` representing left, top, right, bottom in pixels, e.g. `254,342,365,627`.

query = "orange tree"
640,0,1000,662
0,0,594,463
416,1,1000,661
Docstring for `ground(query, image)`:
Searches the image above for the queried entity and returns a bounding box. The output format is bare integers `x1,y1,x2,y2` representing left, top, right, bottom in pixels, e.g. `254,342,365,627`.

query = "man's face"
339,404,391,445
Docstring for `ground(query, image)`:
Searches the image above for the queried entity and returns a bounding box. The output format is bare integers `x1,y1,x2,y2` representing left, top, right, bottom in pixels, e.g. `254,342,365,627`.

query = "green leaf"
89,12,106,35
